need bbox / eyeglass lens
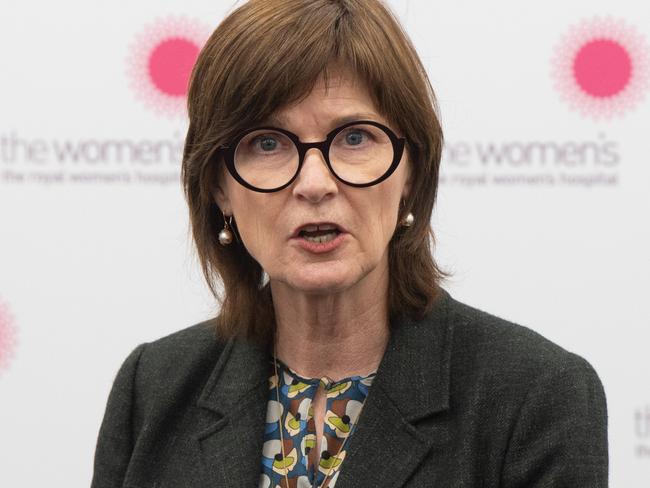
[233,123,395,190]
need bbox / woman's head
[182,0,448,343]
[214,64,412,297]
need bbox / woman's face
[214,67,411,296]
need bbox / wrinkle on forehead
[263,66,381,132]
[313,62,366,96]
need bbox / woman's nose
[291,148,338,203]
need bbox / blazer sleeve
[91,343,148,488]
[500,352,609,488]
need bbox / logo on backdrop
[0,297,17,375]
[127,16,211,117]
[440,16,649,189]
[552,16,650,119]
[635,405,650,458]
[0,16,213,187]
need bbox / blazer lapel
[193,335,271,487]
[190,287,454,488]
[335,289,455,488]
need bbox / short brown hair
[182,0,449,345]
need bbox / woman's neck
[270,278,390,381]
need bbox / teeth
[299,223,339,234]
[318,224,338,231]
[303,232,338,243]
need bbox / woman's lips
[290,222,348,238]
[290,231,348,254]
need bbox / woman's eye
[345,129,372,146]
[254,136,278,151]
[345,131,366,145]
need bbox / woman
[92,1,608,487]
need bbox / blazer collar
[194,287,455,487]
[193,334,270,488]
[335,288,455,487]
[195,331,270,415]
[373,287,453,421]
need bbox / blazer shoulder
[132,319,230,410]
[445,294,599,380]
[144,318,223,356]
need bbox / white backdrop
[0,1,648,486]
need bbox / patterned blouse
[259,358,377,488]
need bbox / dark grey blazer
[91,289,608,487]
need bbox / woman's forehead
[264,70,382,126]
[261,111,384,130]
[311,65,369,98]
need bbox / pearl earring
[402,212,415,227]
[218,214,234,245]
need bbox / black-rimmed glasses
[218,120,406,193]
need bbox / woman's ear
[401,155,413,200]
[211,159,234,214]
[212,180,232,215]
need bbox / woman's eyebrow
[260,112,383,129]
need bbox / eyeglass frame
[217,119,407,193]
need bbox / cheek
[379,198,400,239]
[356,186,402,249]
[230,193,283,257]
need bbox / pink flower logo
[0,298,17,375]
[127,16,212,117]
[552,17,650,119]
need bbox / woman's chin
[278,263,361,295]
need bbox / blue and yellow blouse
[259,358,376,488]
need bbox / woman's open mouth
[292,223,347,253]
[298,224,341,244]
